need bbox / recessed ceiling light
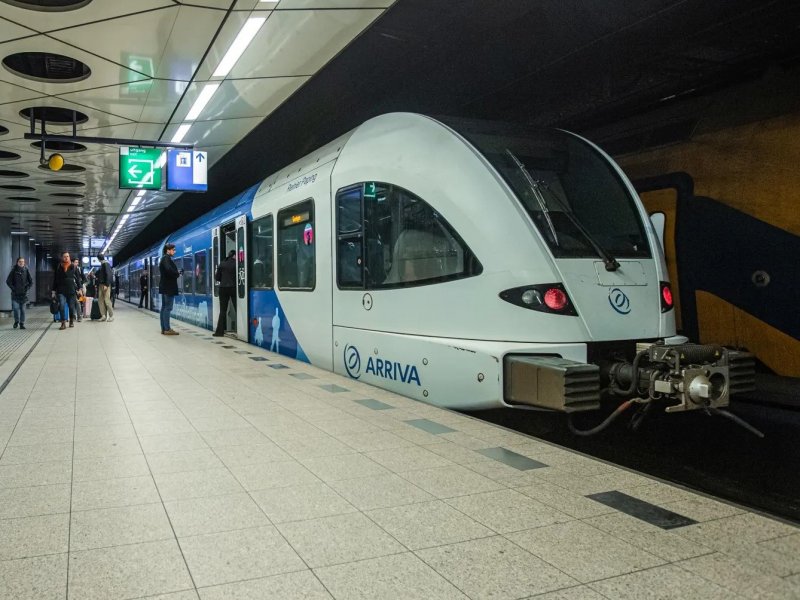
[185,83,220,121]
[171,124,192,144]
[213,17,266,78]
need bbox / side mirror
[649,212,665,252]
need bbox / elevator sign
[119,147,163,190]
[166,149,208,192]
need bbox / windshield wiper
[506,149,620,271]
[505,150,559,247]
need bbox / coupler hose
[708,407,765,438]
[568,400,635,436]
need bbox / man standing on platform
[95,252,114,322]
[213,250,236,337]
[72,258,85,322]
[139,271,149,309]
[159,243,181,336]
[6,256,32,330]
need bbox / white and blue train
[118,113,753,429]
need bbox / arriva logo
[344,344,361,379]
[343,344,421,386]
[608,287,631,314]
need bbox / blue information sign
[166,148,208,192]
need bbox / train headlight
[521,289,542,306]
[500,283,578,316]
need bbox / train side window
[336,186,364,288]
[277,199,315,290]
[182,254,194,294]
[335,182,482,289]
[194,250,207,295]
[250,215,274,289]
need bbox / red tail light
[660,282,673,312]
[544,287,568,310]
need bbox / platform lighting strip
[106,15,267,254]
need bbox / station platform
[1,305,798,600]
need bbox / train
[117,113,756,432]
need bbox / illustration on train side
[117,113,756,434]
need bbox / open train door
[212,226,221,330]
[234,214,249,342]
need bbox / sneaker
[19,324,25,330]
[13,322,18,329]
[107,316,114,322]
[164,330,179,336]
[100,316,107,322]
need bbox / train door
[235,215,249,341]
[212,226,221,331]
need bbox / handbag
[49,297,59,315]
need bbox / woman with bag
[52,251,79,330]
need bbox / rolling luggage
[90,298,101,320]
[83,297,93,317]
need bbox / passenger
[52,251,79,330]
[72,258,85,322]
[6,256,32,330]
[159,243,181,336]
[112,271,119,308]
[213,249,237,337]
[138,271,149,309]
[95,253,115,322]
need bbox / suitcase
[83,297,93,317]
[90,298,101,320]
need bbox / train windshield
[448,121,650,259]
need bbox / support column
[0,217,11,313]
[28,238,37,304]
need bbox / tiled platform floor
[1,304,798,599]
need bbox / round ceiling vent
[31,140,87,154]
[0,1,93,11]
[0,184,34,191]
[45,179,84,187]
[0,150,21,161]
[3,52,91,83]
[38,163,86,173]
[0,125,8,136]
[0,169,28,178]
[6,196,40,202]
[52,201,82,206]
[19,106,89,125]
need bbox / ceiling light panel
[213,16,267,78]
[220,9,382,79]
[185,82,221,120]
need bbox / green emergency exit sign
[120,147,163,190]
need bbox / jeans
[160,294,175,332]
[139,288,148,308]
[11,295,26,324]
[57,293,78,323]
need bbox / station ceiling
[0,0,797,261]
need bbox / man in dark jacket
[138,272,149,309]
[95,253,114,322]
[52,251,78,330]
[6,256,33,329]
[159,243,181,335]
[213,250,237,337]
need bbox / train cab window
[194,250,207,295]
[335,183,481,289]
[277,200,315,290]
[250,215,274,289]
